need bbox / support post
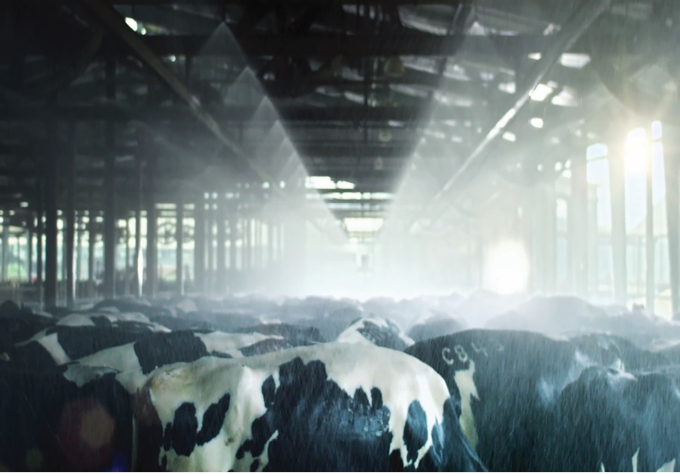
[1,213,8,282]
[206,195,214,293]
[65,122,77,308]
[646,136,656,314]
[103,56,117,299]
[134,149,143,298]
[176,192,184,295]
[571,150,589,297]
[609,145,628,306]
[216,193,226,292]
[88,194,96,299]
[27,227,33,283]
[145,152,158,297]
[36,178,44,304]
[229,200,237,293]
[665,144,680,318]
[194,192,205,293]
[44,155,59,308]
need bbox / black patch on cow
[233,356,482,471]
[161,455,167,471]
[371,387,383,410]
[197,394,231,445]
[211,351,233,359]
[354,320,409,351]
[250,459,259,471]
[162,394,232,458]
[166,403,199,456]
[0,366,133,471]
[56,326,151,361]
[237,324,326,345]
[239,338,293,357]
[134,331,209,374]
[6,340,57,370]
[403,401,428,464]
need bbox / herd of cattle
[3,291,680,471]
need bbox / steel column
[44,154,59,308]
[571,151,589,297]
[103,57,117,299]
[145,152,158,297]
[134,153,143,298]
[609,145,628,305]
[176,192,184,295]
[88,194,96,299]
[65,122,77,307]
[193,191,205,293]
[206,196,214,293]
[216,193,226,293]
[646,137,656,314]
[665,145,680,318]
[36,178,43,304]
[1,213,8,282]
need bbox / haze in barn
[2,0,680,471]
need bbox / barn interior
[7,1,680,472]
[0,0,678,316]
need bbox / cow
[336,317,414,350]
[540,366,680,472]
[404,329,631,471]
[66,330,305,394]
[4,313,170,370]
[133,342,486,471]
[407,314,466,343]
[0,365,133,471]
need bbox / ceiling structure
[0,0,678,239]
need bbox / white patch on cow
[197,332,280,358]
[36,333,70,364]
[141,342,450,471]
[57,314,96,327]
[657,459,676,472]
[63,364,118,387]
[600,449,675,472]
[76,343,142,373]
[336,317,414,347]
[256,430,279,471]
[453,360,479,450]
[0,353,9,362]
[174,299,198,313]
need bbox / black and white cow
[540,366,680,472]
[133,342,486,471]
[404,330,631,471]
[336,317,414,350]
[0,365,133,471]
[4,313,170,369]
[407,314,467,343]
[66,330,304,394]
[405,329,680,471]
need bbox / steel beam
[0,104,473,124]
[80,0,278,188]
[409,0,611,229]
